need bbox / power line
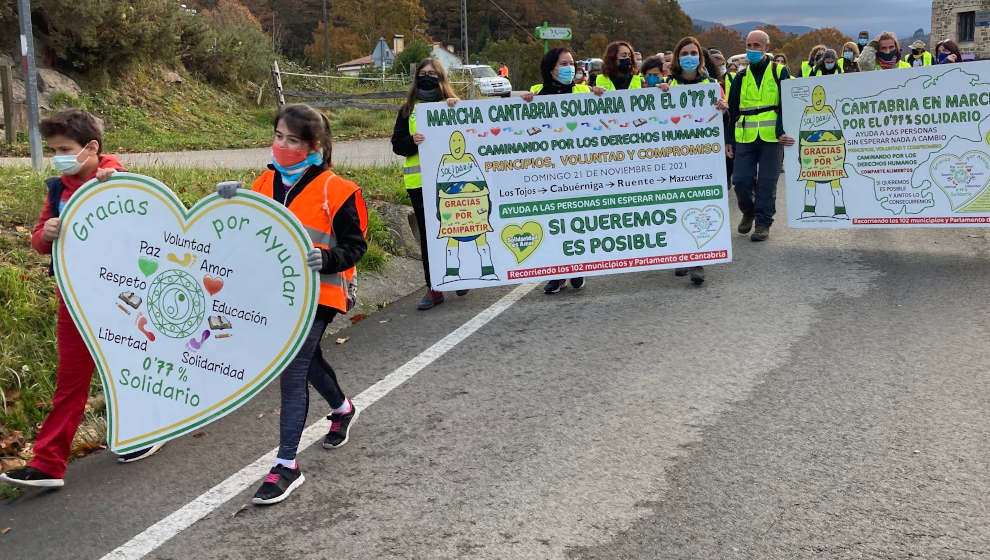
[484,0,532,37]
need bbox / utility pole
[17,0,41,171]
[461,0,469,64]
[322,0,331,72]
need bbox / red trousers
[28,294,95,478]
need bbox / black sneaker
[252,464,305,505]
[690,266,705,285]
[455,289,469,296]
[674,268,688,277]
[0,466,64,488]
[569,277,585,289]
[738,214,755,234]
[117,442,165,463]
[543,279,565,294]
[323,402,359,449]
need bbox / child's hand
[95,168,116,182]
[43,217,61,242]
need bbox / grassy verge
[0,69,395,157]
[0,164,406,477]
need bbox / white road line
[101,283,536,560]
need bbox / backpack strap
[45,177,65,217]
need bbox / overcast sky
[679,0,933,38]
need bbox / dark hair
[273,104,332,165]
[400,57,458,118]
[670,36,707,79]
[936,40,962,62]
[40,109,103,154]
[602,41,637,78]
[640,55,663,76]
[773,52,788,64]
[540,48,573,85]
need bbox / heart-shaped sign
[930,151,990,210]
[681,205,725,248]
[566,122,578,131]
[500,222,543,264]
[53,173,318,453]
[491,128,501,136]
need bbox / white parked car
[457,65,512,97]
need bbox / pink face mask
[272,142,308,167]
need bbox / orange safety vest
[253,169,368,313]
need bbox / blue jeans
[731,140,783,227]
[277,316,347,460]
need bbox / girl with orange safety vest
[216,103,368,505]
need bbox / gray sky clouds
[679,0,933,38]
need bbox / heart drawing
[681,205,725,248]
[500,222,543,264]
[929,151,990,211]
[53,173,318,453]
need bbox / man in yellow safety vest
[726,30,796,242]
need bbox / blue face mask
[825,61,836,70]
[556,65,575,84]
[843,51,854,60]
[679,55,700,72]
[719,64,727,75]
[858,38,868,46]
[645,75,661,87]
[937,52,949,63]
[273,151,323,186]
[746,49,764,64]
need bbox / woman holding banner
[391,58,462,310]
[597,41,643,90]
[523,47,606,293]
[858,32,911,70]
[658,36,728,286]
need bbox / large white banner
[783,61,990,228]
[54,173,318,453]
[415,86,732,290]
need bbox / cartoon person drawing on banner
[435,130,498,283]
[798,86,850,219]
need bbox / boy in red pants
[1,110,162,488]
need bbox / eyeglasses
[418,71,440,78]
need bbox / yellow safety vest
[801,60,812,77]
[530,83,592,94]
[906,51,933,66]
[873,60,912,70]
[595,74,643,90]
[812,64,843,76]
[735,62,783,144]
[725,72,737,100]
[402,107,421,190]
[666,76,716,86]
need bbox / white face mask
[52,146,88,175]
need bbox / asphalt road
[2,194,989,559]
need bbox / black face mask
[912,49,923,55]
[416,75,440,91]
[618,58,633,73]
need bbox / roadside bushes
[20,0,271,89]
